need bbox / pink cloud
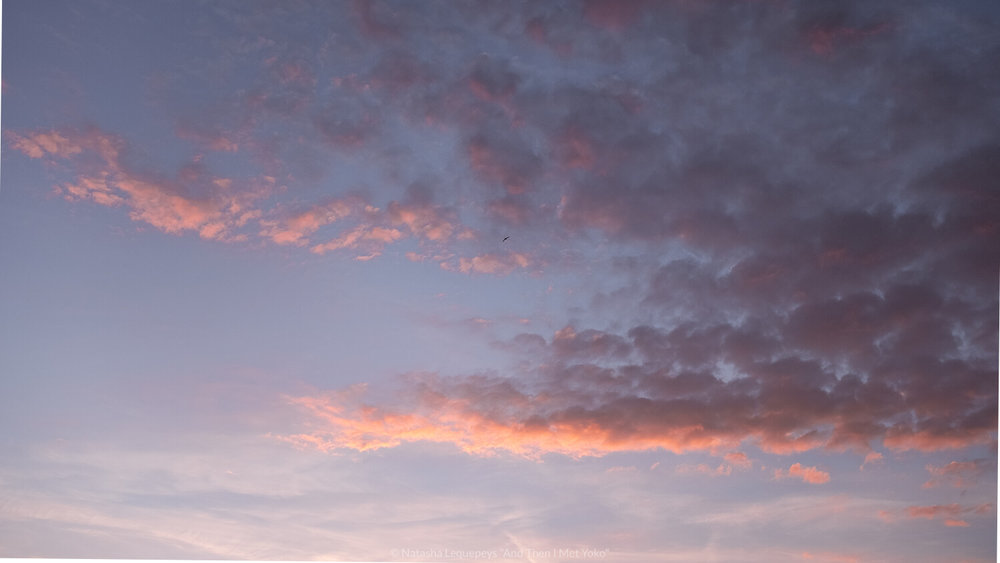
[860,451,883,470]
[922,460,992,489]
[310,224,404,256]
[61,174,125,207]
[724,451,753,469]
[907,503,966,520]
[9,128,269,242]
[486,197,535,225]
[387,201,457,242]
[879,503,996,527]
[259,198,358,246]
[774,463,830,484]
[454,252,531,276]
[276,374,740,459]
[273,313,996,461]
[882,427,997,453]
[6,130,84,159]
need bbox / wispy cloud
[8,128,269,242]
[923,459,995,489]
[904,503,994,528]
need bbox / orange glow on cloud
[860,451,883,470]
[907,504,965,520]
[9,128,267,242]
[276,388,739,459]
[724,451,752,469]
[274,351,997,460]
[8,127,479,259]
[885,503,996,527]
[882,428,997,452]
[774,463,830,484]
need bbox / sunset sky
[1,1,997,561]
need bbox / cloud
[676,453,752,478]
[922,459,994,489]
[259,198,360,246]
[278,290,996,459]
[774,463,831,485]
[860,451,883,470]
[6,130,84,159]
[6,127,489,263]
[724,451,753,469]
[7,128,270,241]
[452,252,533,276]
[9,0,998,472]
[387,201,458,242]
[676,462,734,477]
[467,54,521,104]
[310,224,404,256]
[899,503,994,527]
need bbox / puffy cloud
[774,463,831,485]
[860,451,884,470]
[278,299,995,460]
[724,451,753,469]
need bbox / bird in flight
[502,236,510,242]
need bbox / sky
[0,0,997,561]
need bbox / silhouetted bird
[502,236,510,242]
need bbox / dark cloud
[12,0,997,459]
